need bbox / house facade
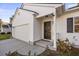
[12,3,79,50]
[0,19,12,33]
[1,23,12,33]
[56,4,79,46]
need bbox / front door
[44,21,51,40]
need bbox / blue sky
[65,3,77,9]
[0,3,76,23]
[0,3,21,22]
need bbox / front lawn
[0,34,11,40]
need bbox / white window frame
[73,17,75,33]
[74,16,79,33]
[72,16,79,33]
[67,16,79,33]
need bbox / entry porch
[33,14,56,50]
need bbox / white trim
[74,16,79,33]
[73,16,79,33]
[42,16,54,42]
[13,23,29,28]
[67,16,79,33]
[73,17,75,33]
[43,21,51,41]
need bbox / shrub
[57,38,72,55]
[7,32,11,34]
[0,32,5,34]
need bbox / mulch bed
[38,47,79,56]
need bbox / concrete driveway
[0,39,45,56]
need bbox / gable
[12,9,34,26]
[22,3,62,18]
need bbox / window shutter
[67,17,73,33]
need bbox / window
[65,3,78,10]
[2,25,8,28]
[67,16,79,33]
[67,17,73,33]
[74,17,79,32]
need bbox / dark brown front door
[44,21,51,40]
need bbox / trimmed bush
[0,32,5,34]
[7,32,11,34]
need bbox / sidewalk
[0,39,45,56]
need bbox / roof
[19,8,54,18]
[20,3,62,18]
[22,3,62,8]
[19,8,39,15]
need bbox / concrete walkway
[0,39,45,56]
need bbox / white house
[0,20,12,33]
[12,3,79,50]
[1,23,12,33]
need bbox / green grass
[0,34,11,40]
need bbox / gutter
[19,8,39,15]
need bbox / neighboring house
[12,3,79,50]
[0,20,12,33]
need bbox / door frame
[42,20,53,41]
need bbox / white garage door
[14,24,30,42]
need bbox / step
[34,40,53,48]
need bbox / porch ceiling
[36,13,54,18]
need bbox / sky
[65,3,77,9]
[0,3,21,23]
[0,3,76,23]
